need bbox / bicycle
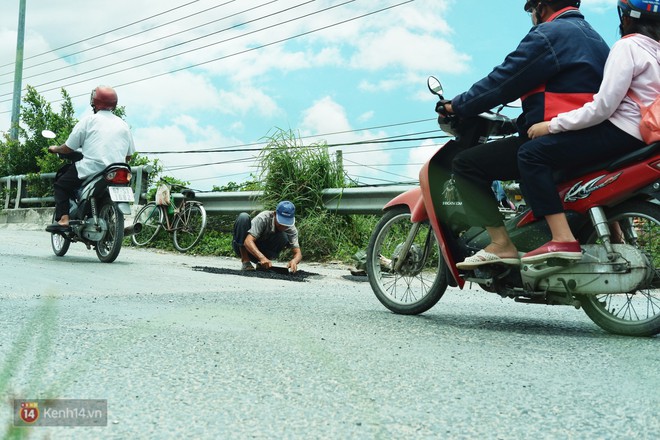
[131,181,207,252]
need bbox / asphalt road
[0,226,658,439]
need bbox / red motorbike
[366,77,660,337]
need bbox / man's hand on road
[287,260,298,273]
[258,258,272,269]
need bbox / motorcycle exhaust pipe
[124,223,142,237]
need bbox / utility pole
[335,149,344,182]
[10,0,27,141]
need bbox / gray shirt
[248,211,300,248]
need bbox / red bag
[627,89,660,144]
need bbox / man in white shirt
[47,86,135,229]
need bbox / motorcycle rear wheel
[50,212,70,257]
[578,200,660,336]
[95,202,124,263]
[366,206,448,315]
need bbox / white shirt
[66,110,136,178]
[549,34,660,142]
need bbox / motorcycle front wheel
[50,212,70,257]
[578,200,660,336]
[95,202,124,263]
[366,206,448,315]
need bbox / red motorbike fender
[383,187,429,223]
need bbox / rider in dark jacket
[452,6,610,135]
[440,0,610,269]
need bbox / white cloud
[581,0,617,13]
[133,118,257,188]
[298,96,399,185]
[405,140,438,182]
[0,0,478,188]
[351,28,469,74]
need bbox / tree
[0,86,76,176]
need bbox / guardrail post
[14,176,23,209]
[2,178,10,210]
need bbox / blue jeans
[518,120,644,218]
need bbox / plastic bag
[155,183,171,206]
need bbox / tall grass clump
[257,128,373,260]
[258,128,344,217]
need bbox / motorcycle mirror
[427,76,443,96]
[41,130,56,139]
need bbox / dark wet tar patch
[341,274,369,283]
[192,266,319,282]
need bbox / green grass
[126,127,380,262]
[126,213,379,263]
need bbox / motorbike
[366,77,660,337]
[43,130,141,263]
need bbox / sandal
[456,249,520,270]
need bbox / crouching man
[232,201,303,273]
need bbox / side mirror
[427,76,444,97]
[41,130,56,139]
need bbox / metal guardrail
[176,185,415,215]
[1,168,415,215]
[1,166,151,210]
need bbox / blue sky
[0,0,620,190]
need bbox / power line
[1,0,310,89]
[343,157,413,181]
[0,0,244,81]
[138,118,438,155]
[0,0,414,107]
[141,134,448,155]
[0,0,330,99]
[0,0,202,70]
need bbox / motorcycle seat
[554,142,660,184]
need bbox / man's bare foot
[58,215,70,227]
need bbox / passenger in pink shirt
[518,0,660,263]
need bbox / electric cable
[0,0,202,70]
[0,0,414,106]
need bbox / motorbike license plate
[109,186,134,202]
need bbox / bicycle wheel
[131,202,163,246]
[173,202,207,252]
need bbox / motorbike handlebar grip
[434,99,452,117]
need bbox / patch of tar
[192,266,320,282]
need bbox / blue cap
[275,201,295,226]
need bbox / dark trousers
[452,136,528,227]
[54,165,83,221]
[232,212,289,262]
[518,121,644,218]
